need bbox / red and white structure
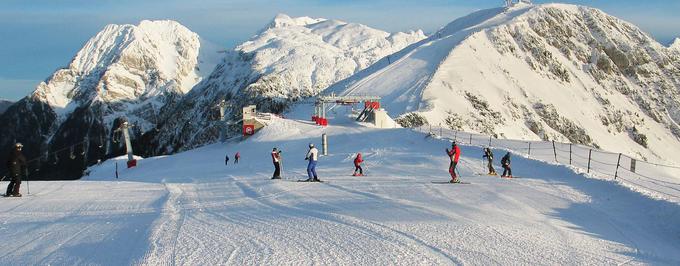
[313,93,381,127]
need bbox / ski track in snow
[2,110,680,265]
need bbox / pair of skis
[431,180,471,184]
[296,179,324,183]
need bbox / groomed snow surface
[2,108,680,265]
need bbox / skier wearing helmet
[5,143,26,197]
[304,143,320,182]
[446,141,461,183]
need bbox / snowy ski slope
[327,3,680,165]
[1,106,679,265]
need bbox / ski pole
[481,156,484,173]
[25,168,30,195]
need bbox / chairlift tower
[115,121,136,168]
[217,99,231,142]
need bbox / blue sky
[1,0,678,101]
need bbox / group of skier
[2,139,514,197]
[224,152,240,165]
[445,141,513,183]
[482,147,512,178]
[263,140,511,183]
[268,143,364,182]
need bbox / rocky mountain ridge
[0,20,212,179]
[145,14,426,154]
[329,3,680,163]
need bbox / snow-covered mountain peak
[330,3,680,164]
[0,19,219,179]
[264,13,326,31]
[149,15,426,153]
[230,15,426,99]
[31,19,205,117]
[70,20,198,80]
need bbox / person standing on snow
[224,154,230,165]
[501,152,512,178]
[271,148,282,179]
[234,152,240,164]
[304,143,320,182]
[5,143,26,197]
[482,147,497,175]
[446,142,461,183]
[353,153,364,176]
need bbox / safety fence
[417,125,680,202]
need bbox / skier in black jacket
[501,152,512,178]
[5,143,26,197]
[482,147,497,175]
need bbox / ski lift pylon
[69,146,76,159]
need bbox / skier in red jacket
[446,142,461,183]
[353,153,364,176]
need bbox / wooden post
[528,142,531,157]
[552,140,557,162]
[630,159,636,173]
[569,143,572,165]
[469,134,473,145]
[587,149,592,173]
[488,136,492,147]
[454,131,458,142]
[614,153,622,180]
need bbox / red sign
[243,124,255,135]
[364,101,380,109]
[127,159,137,168]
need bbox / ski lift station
[312,93,393,128]
[242,105,270,136]
[238,94,393,137]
